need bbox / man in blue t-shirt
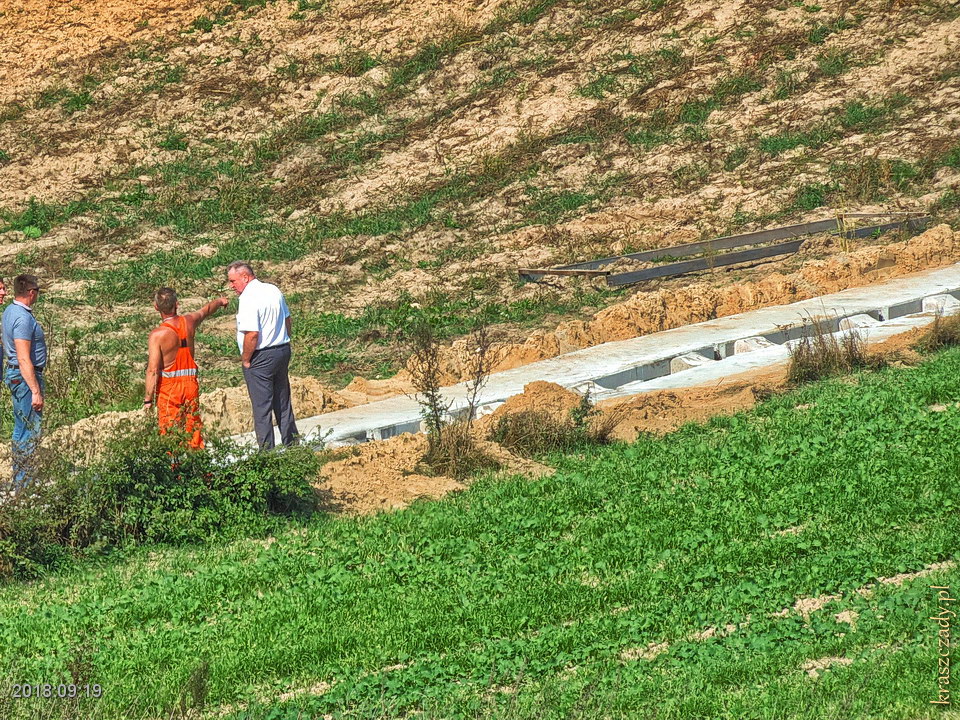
[2,274,47,492]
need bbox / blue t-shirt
[2,301,47,369]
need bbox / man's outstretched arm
[185,297,229,327]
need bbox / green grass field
[3,348,960,719]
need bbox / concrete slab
[922,294,960,314]
[670,353,717,373]
[734,336,775,354]
[598,312,935,399]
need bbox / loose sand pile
[482,380,585,426]
[315,432,550,515]
[201,376,349,435]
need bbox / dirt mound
[482,381,584,428]
[315,432,549,514]
[336,373,417,406]
[316,434,463,514]
[51,409,154,464]
[14,375,352,465]
[427,224,960,382]
[600,381,779,440]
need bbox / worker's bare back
[149,315,199,369]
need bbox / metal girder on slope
[517,212,927,281]
[604,216,930,287]
[558,219,836,271]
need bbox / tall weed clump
[0,428,322,579]
[787,317,877,384]
[915,310,960,353]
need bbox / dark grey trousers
[242,344,298,450]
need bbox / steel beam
[518,213,928,281]
[604,217,930,287]
[605,239,806,287]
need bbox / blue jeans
[4,366,44,491]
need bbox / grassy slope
[0,0,959,431]
[4,349,960,718]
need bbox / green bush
[0,429,322,579]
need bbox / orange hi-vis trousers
[157,316,204,450]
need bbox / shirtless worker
[144,289,229,449]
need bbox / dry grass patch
[489,392,627,458]
[915,310,960,353]
[787,320,882,384]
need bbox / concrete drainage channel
[232,264,960,449]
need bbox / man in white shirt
[226,261,299,449]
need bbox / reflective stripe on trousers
[161,368,198,378]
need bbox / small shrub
[759,125,835,155]
[191,15,216,32]
[406,321,451,439]
[491,409,579,456]
[420,422,502,480]
[275,59,302,80]
[62,90,93,114]
[814,48,851,77]
[335,91,382,116]
[831,157,917,203]
[792,182,833,211]
[407,322,501,480]
[153,64,186,87]
[787,318,877,384]
[772,70,801,100]
[36,87,70,109]
[723,146,749,171]
[933,189,960,214]
[942,144,960,169]
[625,110,673,148]
[807,16,855,45]
[0,196,93,236]
[324,49,381,76]
[524,187,596,223]
[672,162,710,190]
[838,95,906,132]
[577,73,620,99]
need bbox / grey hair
[226,261,255,277]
